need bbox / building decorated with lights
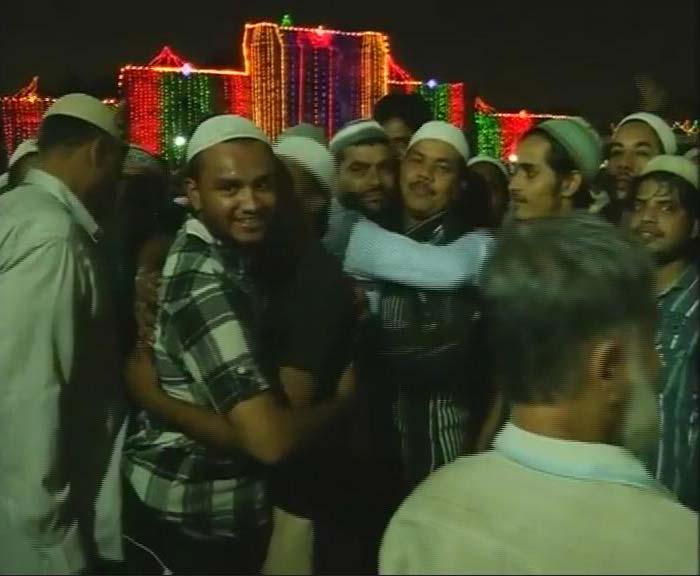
[2,19,697,167]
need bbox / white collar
[494,422,672,495]
[24,169,100,242]
[184,216,216,245]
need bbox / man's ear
[185,177,202,212]
[691,219,699,239]
[589,338,625,406]
[560,171,583,199]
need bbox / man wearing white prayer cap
[0,138,39,192]
[509,117,602,221]
[0,93,128,574]
[329,118,396,219]
[608,112,677,201]
[121,114,356,574]
[274,134,335,237]
[627,154,698,512]
[467,155,510,226]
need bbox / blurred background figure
[373,93,432,160]
[467,155,510,227]
[274,134,335,238]
[0,138,39,193]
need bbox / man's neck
[511,403,606,444]
[36,157,85,201]
[656,258,690,296]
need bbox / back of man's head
[482,213,656,404]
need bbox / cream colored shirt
[380,423,699,575]
[0,169,126,574]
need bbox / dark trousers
[122,481,269,575]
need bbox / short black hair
[523,127,592,209]
[630,171,700,221]
[373,93,432,133]
[38,114,111,152]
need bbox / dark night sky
[1,0,697,129]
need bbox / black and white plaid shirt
[123,217,271,539]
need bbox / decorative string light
[3,22,472,157]
[0,77,51,157]
[475,112,501,159]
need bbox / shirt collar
[658,264,698,299]
[494,422,672,495]
[25,169,100,242]
[184,216,216,245]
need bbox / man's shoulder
[0,185,75,244]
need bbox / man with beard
[628,155,698,511]
[381,213,698,575]
[607,112,677,222]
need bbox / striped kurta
[647,263,699,510]
[376,212,487,492]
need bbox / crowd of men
[0,88,697,575]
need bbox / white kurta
[0,169,126,574]
[380,423,699,575]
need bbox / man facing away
[0,94,128,574]
[380,213,698,575]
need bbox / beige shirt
[0,169,126,574]
[380,423,699,575]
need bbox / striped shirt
[648,263,698,510]
[123,217,271,538]
[377,212,487,491]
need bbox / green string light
[475,112,502,159]
[281,13,293,26]
[161,72,215,168]
[418,84,449,122]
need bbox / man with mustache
[628,155,698,511]
[509,118,602,222]
[372,121,492,493]
[607,112,677,221]
[381,214,698,575]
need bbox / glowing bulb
[174,136,187,147]
[181,63,192,77]
[508,153,518,163]
[426,79,438,89]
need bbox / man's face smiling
[187,139,277,246]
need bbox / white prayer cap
[467,155,509,179]
[186,115,270,164]
[615,112,677,155]
[279,123,327,146]
[9,138,38,168]
[329,119,388,157]
[274,136,335,193]
[43,93,123,141]
[407,120,470,163]
[640,154,698,190]
[537,118,602,182]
